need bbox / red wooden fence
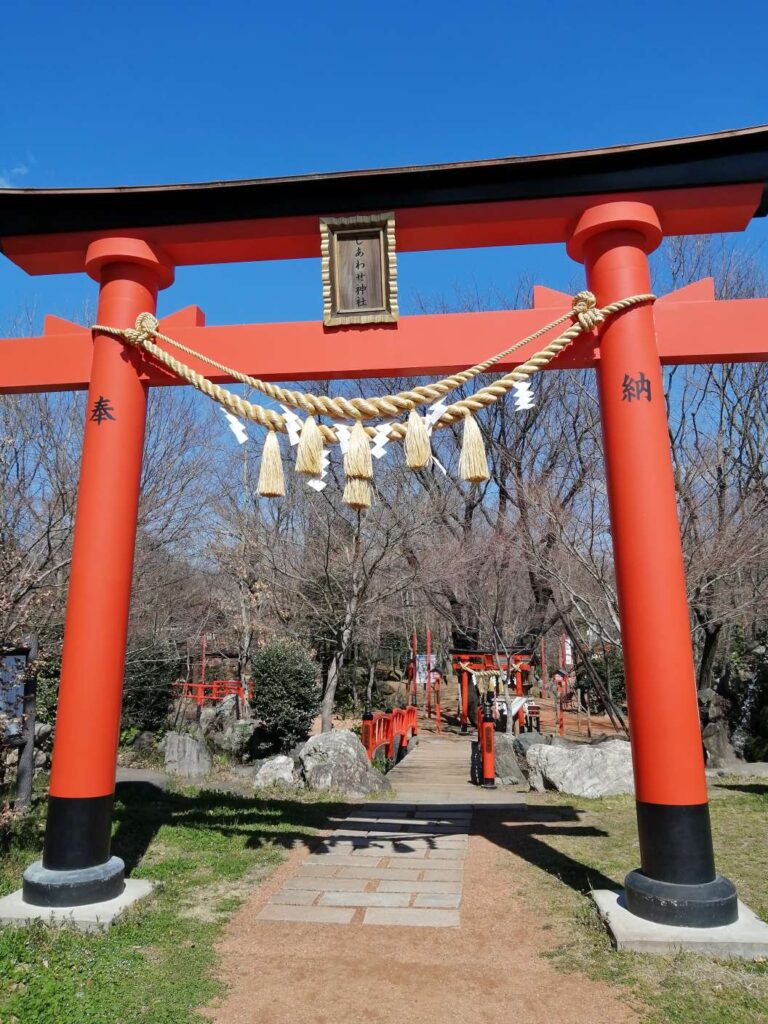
[361,706,418,761]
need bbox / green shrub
[249,639,321,753]
[34,655,61,725]
[121,658,180,733]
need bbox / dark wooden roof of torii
[2,126,768,275]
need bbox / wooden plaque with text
[320,212,398,326]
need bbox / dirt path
[206,738,639,1024]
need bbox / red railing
[361,705,418,761]
[171,679,252,706]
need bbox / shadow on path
[111,780,348,876]
[474,804,621,895]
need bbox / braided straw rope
[93,291,655,442]
[110,301,582,421]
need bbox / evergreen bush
[250,639,321,752]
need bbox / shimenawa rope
[93,290,655,507]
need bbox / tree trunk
[367,663,375,707]
[15,635,38,813]
[320,651,344,733]
[697,623,722,691]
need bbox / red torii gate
[2,126,768,927]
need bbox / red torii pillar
[23,239,174,907]
[568,203,736,927]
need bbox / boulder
[200,695,259,760]
[526,738,634,797]
[131,731,157,756]
[493,733,529,788]
[33,748,51,770]
[697,686,739,767]
[217,721,259,760]
[253,754,302,789]
[374,678,408,706]
[298,729,391,797]
[512,732,551,758]
[200,694,240,737]
[702,720,738,768]
[163,731,212,778]
[34,722,52,745]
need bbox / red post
[426,628,432,719]
[24,239,173,908]
[361,708,374,761]
[568,202,736,927]
[460,669,469,734]
[480,702,496,789]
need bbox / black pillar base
[482,779,497,789]
[22,856,125,908]
[460,724,468,735]
[624,869,738,928]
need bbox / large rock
[34,722,52,746]
[512,732,551,757]
[299,730,391,797]
[493,733,529,788]
[200,694,239,737]
[218,721,259,760]
[131,731,157,756]
[526,738,634,797]
[253,754,301,789]
[163,731,212,778]
[375,677,408,707]
[702,720,739,768]
[200,695,258,760]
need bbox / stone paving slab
[319,891,411,908]
[269,890,322,906]
[326,866,423,881]
[295,863,339,877]
[414,893,462,908]
[363,907,461,927]
[378,879,462,894]
[304,853,376,866]
[283,877,368,892]
[257,905,355,924]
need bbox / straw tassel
[459,410,489,483]
[344,420,373,480]
[341,420,373,510]
[404,409,431,470]
[343,477,372,510]
[295,415,324,475]
[257,429,285,497]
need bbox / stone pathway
[211,733,641,1024]
[387,732,518,803]
[258,801,470,927]
[258,733,520,928]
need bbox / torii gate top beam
[1,126,768,276]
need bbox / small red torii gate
[2,126,768,927]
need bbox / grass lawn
[514,778,768,1024]
[0,780,345,1024]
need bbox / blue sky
[1,0,767,332]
